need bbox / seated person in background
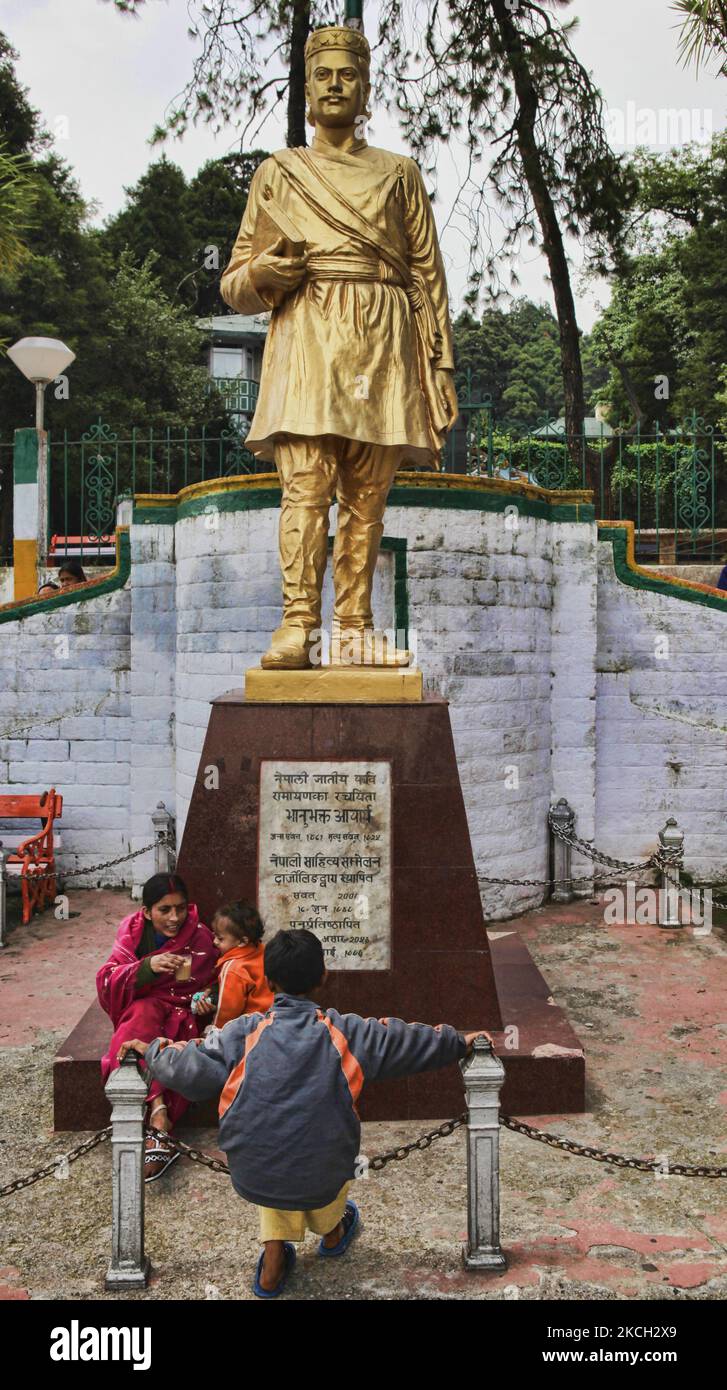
[192,901,273,1028]
[98,872,217,1182]
[37,580,60,598]
[121,928,492,1299]
[58,560,87,590]
[716,562,727,592]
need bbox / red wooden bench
[0,789,63,924]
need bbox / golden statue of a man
[221,25,458,670]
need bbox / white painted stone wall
[0,587,131,884]
[395,503,556,918]
[2,494,726,919]
[596,541,727,884]
[129,523,177,892]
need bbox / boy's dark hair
[215,900,264,945]
[142,872,188,910]
[264,929,325,994]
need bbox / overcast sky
[4,0,726,329]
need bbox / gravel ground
[1,900,726,1301]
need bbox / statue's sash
[272,148,449,454]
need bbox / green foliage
[91,250,227,430]
[0,32,47,158]
[102,158,195,304]
[591,137,727,427]
[672,0,727,75]
[0,140,40,275]
[101,151,268,315]
[453,299,607,434]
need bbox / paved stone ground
[0,889,725,1301]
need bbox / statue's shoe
[260,625,314,670]
[330,628,411,668]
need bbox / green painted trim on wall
[133,477,595,527]
[133,504,177,526]
[599,524,727,613]
[13,428,38,486]
[0,530,131,625]
[389,537,409,647]
[389,486,594,523]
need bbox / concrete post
[658,816,684,929]
[104,1052,150,1291]
[116,495,133,530]
[152,802,175,875]
[13,427,46,601]
[549,797,575,903]
[461,1036,507,1271]
[0,843,7,949]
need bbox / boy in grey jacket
[121,928,490,1298]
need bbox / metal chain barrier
[501,1116,727,1179]
[14,835,172,888]
[0,1126,111,1198]
[367,1114,466,1169]
[144,1116,727,1181]
[4,1106,726,1201]
[475,820,684,892]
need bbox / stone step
[52,933,584,1130]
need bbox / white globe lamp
[7,336,76,429]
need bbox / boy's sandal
[144,1132,180,1184]
[318,1200,360,1258]
[253,1242,296,1299]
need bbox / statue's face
[306,49,368,129]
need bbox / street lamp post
[7,336,76,600]
[7,336,76,431]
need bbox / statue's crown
[304,25,370,67]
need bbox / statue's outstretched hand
[250,236,308,296]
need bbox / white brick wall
[129,524,176,893]
[0,586,132,884]
[596,541,727,883]
[2,495,726,914]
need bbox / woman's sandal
[317,1200,360,1258]
[144,1101,179,1184]
[253,1243,296,1299]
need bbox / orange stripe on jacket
[219,1014,274,1119]
[319,1013,365,1113]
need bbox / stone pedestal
[177,693,504,1116]
[52,692,586,1129]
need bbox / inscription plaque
[258,759,391,969]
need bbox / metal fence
[445,402,727,566]
[3,385,725,569]
[47,416,265,562]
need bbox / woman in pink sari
[97,873,218,1181]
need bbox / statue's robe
[220,141,454,469]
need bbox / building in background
[197,313,268,433]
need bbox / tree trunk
[490,1,607,510]
[287,0,311,148]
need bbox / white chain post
[151,801,175,876]
[549,798,575,903]
[658,816,684,929]
[0,842,7,948]
[104,1053,151,1290]
[461,1037,507,1271]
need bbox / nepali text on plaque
[258,760,391,969]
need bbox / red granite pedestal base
[53,693,586,1128]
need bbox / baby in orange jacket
[192,901,273,1029]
